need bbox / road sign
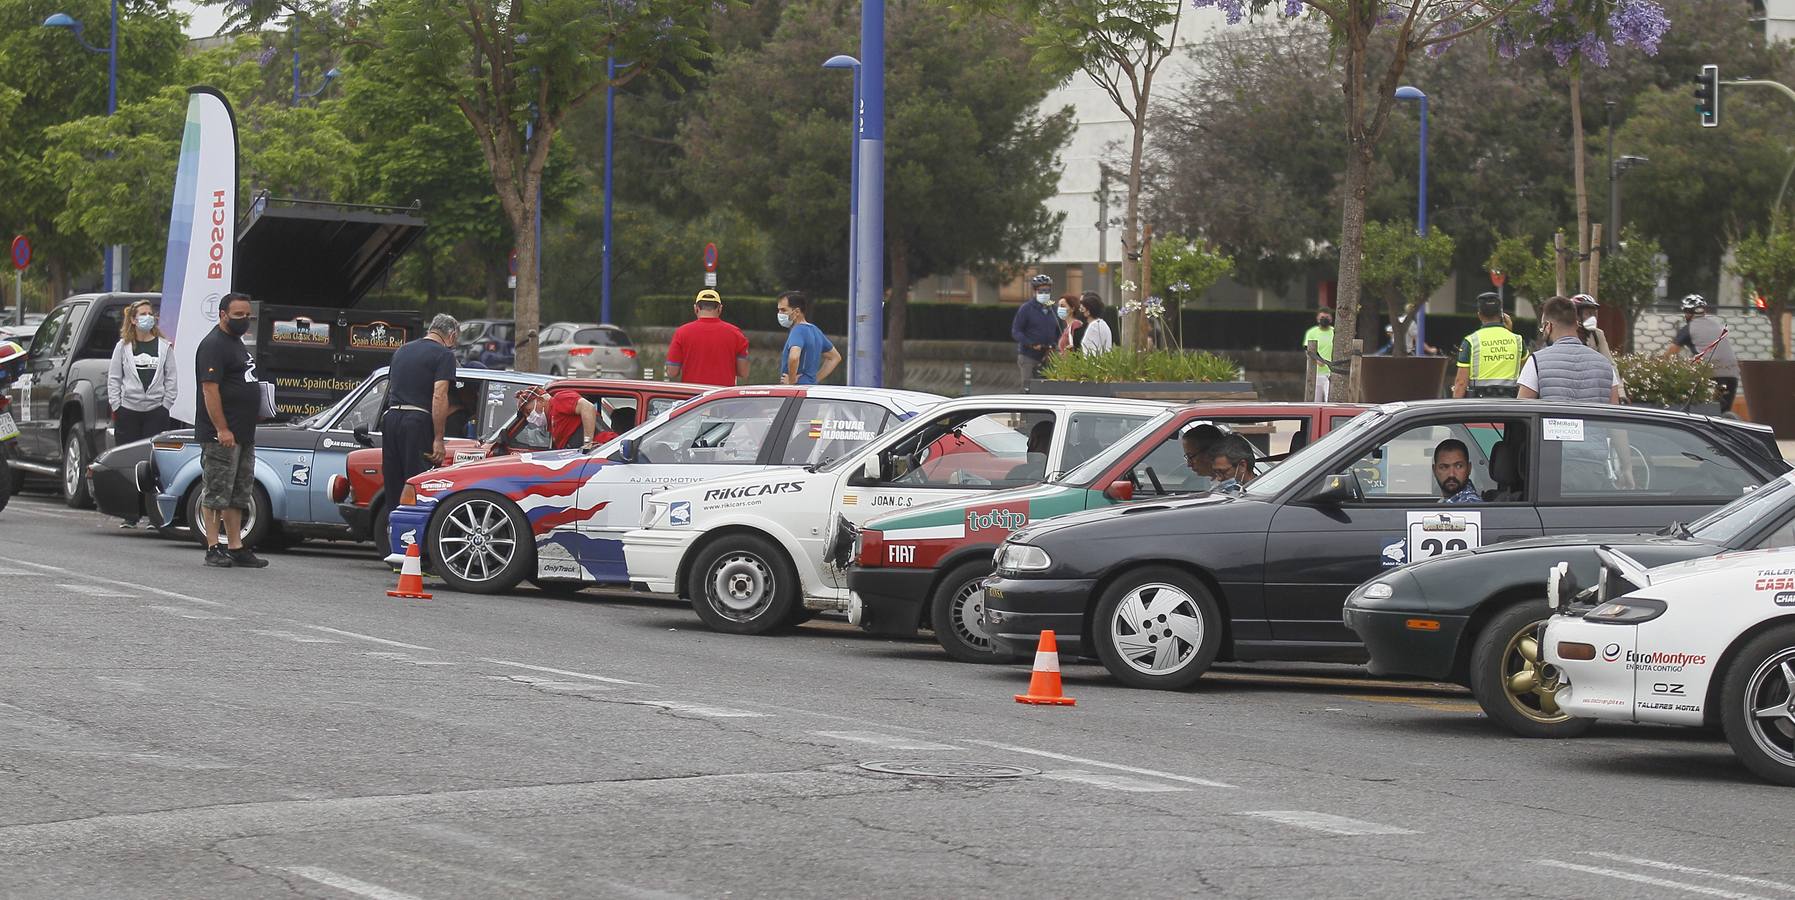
[703,242,718,273]
[508,249,519,277]
[1489,270,1506,288]
[10,236,30,271]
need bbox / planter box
[1358,356,1450,403]
[1026,380,1258,403]
[1741,360,1795,438]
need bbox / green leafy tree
[1730,214,1795,360]
[1360,219,1454,357]
[684,0,1072,387]
[1600,226,1666,352]
[1485,233,1558,305]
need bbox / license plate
[0,412,16,441]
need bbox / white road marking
[963,740,1234,788]
[365,652,457,667]
[303,626,437,651]
[280,867,430,900]
[0,556,227,606]
[250,629,342,644]
[811,731,960,751]
[55,583,136,597]
[1041,769,1192,793]
[486,674,614,693]
[1539,859,1773,900]
[479,659,645,686]
[1581,854,1795,895]
[629,700,766,718]
[146,605,234,621]
[1239,811,1417,836]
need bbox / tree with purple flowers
[1195,0,1668,398]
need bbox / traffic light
[1694,64,1720,128]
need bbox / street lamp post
[1395,85,1428,352]
[1609,154,1648,262]
[823,54,861,381]
[602,54,617,326]
[851,1,885,387]
[44,4,124,292]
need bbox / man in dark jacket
[382,314,460,501]
[1011,273,1060,388]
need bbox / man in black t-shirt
[195,292,269,569]
[381,314,460,505]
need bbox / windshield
[1242,409,1387,497]
[1689,474,1795,546]
[1059,411,1176,486]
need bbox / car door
[298,375,389,523]
[1264,415,1545,644]
[563,394,792,581]
[1537,414,1768,536]
[21,302,83,461]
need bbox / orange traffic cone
[387,543,433,600]
[1015,630,1075,706]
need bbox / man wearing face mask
[1570,294,1613,359]
[1011,273,1060,388]
[776,290,840,385]
[194,293,270,568]
[1302,309,1334,401]
[381,314,460,513]
[1203,434,1256,495]
[1517,296,1620,403]
[515,387,599,450]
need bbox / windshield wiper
[1662,520,1694,539]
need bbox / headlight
[996,542,1052,573]
[642,499,668,528]
[1583,597,1669,624]
[1361,582,1394,600]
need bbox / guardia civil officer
[1451,293,1526,398]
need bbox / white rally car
[1542,545,1795,785]
[623,394,1168,636]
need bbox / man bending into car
[1433,439,1483,504]
[1203,435,1257,495]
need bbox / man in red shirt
[665,289,749,386]
[517,387,599,451]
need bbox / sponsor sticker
[870,495,914,508]
[1543,418,1585,442]
[888,544,916,564]
[1623,649,1707,672]
[670,501,692,527]
[1650,682,1686,695]
[807,418,875,442]
[289,463,310,486]
[1602,642,1622,662]
[270,317,331,346]
[1380,539,1406,567]
[454,450,483,464]
[703,481,803,502]
[1755,568,1795,592]
[419,479,453,493]
[1776,592,1795,607]
[967,508,1027,532]
[349,321,407,350]
[1583,697,1627,706]
[842,494,858,506]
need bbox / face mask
[527,409,547,429]
[1056,306,1069,321]
[1582,315,1598,330]
[1317,318,1332,329]
[1035,292,1052,305]
[136,314,156,332]
[776,312,793,329]
[225,317,251,337]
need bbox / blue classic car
[139,366,551,548]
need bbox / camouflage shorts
[200,441,255,510]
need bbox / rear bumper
[982,575,1097,658]
[90,461,149,522]
[621,528,693,595]
[849,567,936,636]
[337,502,372,540]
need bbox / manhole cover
[858,761,1040,779]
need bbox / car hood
[1009,490,1244,543]
[1464,531,1710,557]
[864,481,1084,530]
[1643,545,1795,585]
[407,447,600,490]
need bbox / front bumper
[384,503,434,567]
[982,574,1098,658]
[1542,616,1643,722]
[1344,606,1470,681]
[621,528,695,595]
[850,567,937,636]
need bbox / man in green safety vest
[1451,293,1526,398]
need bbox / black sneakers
[229,548,270,569]
[204,546,269,569]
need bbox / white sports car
[1542,545,1795,786]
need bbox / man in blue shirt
[1011,273,1060,388]
[1433,439,1483,504]
[777,291,841,385]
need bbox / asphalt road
[3,491,1794,900]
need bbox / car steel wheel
[435,497,519,584]
[949,578,994,652]
[1108,582,1206,676]
[1743,650,1795,769]
[62,432,82,497]
[707,552,775,622]
[1499,621,1574,724]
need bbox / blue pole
[291,48,301,107]
[847,65,860,380]
[601,54,615,325]
[852,1,885,387]
[1416,94,1428,351]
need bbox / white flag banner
[158,87,238,427]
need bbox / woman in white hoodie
[107,299,176,527]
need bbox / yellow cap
[695,289,722,304]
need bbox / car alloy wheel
[949,579,993,651]
[929,561,1017,664]
[436,497,519,584]
[1499,622,1573,724]
[708,552,775,621]
[63,425,93,508]
[1110,583,1206,675]
[1742,649,1795,771]
[1468,601,1592,738]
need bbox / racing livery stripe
[881,523,968,542]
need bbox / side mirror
[1306,471,1363,505]
[1102,480,1134,501]
[616,437,638,463]
[352,425,374,448]
[848,457,884,487]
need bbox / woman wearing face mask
[106,300,176,528]
[1054,294,1083,353]
[1078,293,1114,355]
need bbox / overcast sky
[174,1,228,39]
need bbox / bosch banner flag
[159,87,238,426]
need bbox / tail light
[0,395,9,412]
[857,529,886,567]
[568,347,595,357]
[328,473,350,503]
[621,348,637,358]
